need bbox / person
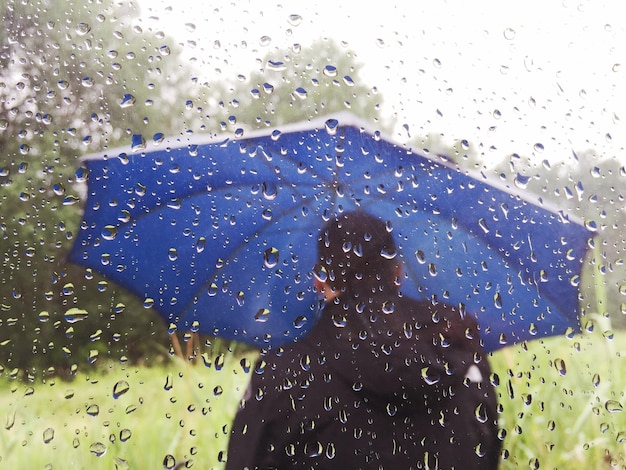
[226,210,501,469]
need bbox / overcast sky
[136,0,624,165]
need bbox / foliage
[0,0,194,373]
[189,38,386,134]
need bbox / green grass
[0,353,253,469]
[1,331,625,469]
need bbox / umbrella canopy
[69,113,592,352]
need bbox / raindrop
[503,27,516,39]
[514,173,530,189]
[414,250,426,264]
[120,94,136,108]
[493,293,503,309]
[262,208,273,221]
[119,429,132,442]
[102,225,117,240]
[262,181,278,200]
[606,400,623,413]
[592,373,600,388]
[478,218,490,233]
[267,60,286,71]
[164,373,173,391]
[323,65,337,77]
[214,353,225,370]
[293,87,307,99]
[88,350,99,364]
[196,237,206,253]
[82,77,94,87]
[293,316,307,328]
[90,442,107,457]
[64,308,88,323]
[254,308,270,322]
[259,35,272,46]
[75,22,92,35]
[288,14,303,26]
[131,134,146,152]
[86,404,100,416]
[43,427,55,443]
[236,291,245,306]
[168,248,178,261]
[475,403,488,423]
[264,247,279,268]
[113,380,130,399]
[325,118,339,135]
[428,263,437,277]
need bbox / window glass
[1,0,623,468]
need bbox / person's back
[226,210,501,469]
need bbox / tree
[190,38,387,134]
[0,0,195,375]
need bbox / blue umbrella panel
[69,114,592,352]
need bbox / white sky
[135,0,624,165]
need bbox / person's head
[314,210,401,301]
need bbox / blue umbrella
[69,113,592,352]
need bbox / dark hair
[316,210,399,294]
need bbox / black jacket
[226,292,500,469]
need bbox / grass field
[1,330,625,469]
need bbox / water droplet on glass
[43,427,55,443]
[262,181,278,200]
[325,118,338,135]
[503,27,516,40]
[86,404,100,416]
[120,94,136,108]
[102,225,117,240]
[90,442,107,457]
[264,247,279,268]
[119,429,132,442]
[64,308,88,323]
[323,65,337,77]
[415,250,426,264]
[267,60,286,71]
[113,380,130,399]
[605,400,623,413]
[554,358,566,376]
[214,353,225,370]
[513,173,530,189]
[478,218,490,233]
[293,316,307,329]
[254,308,270,322]
[592,373,600,388]
[75,22,91,35]
[428,263,437,277]
[293,87,307,99]
[164,373,173,391]
[288,14,302,26]
[129,135,145,153]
